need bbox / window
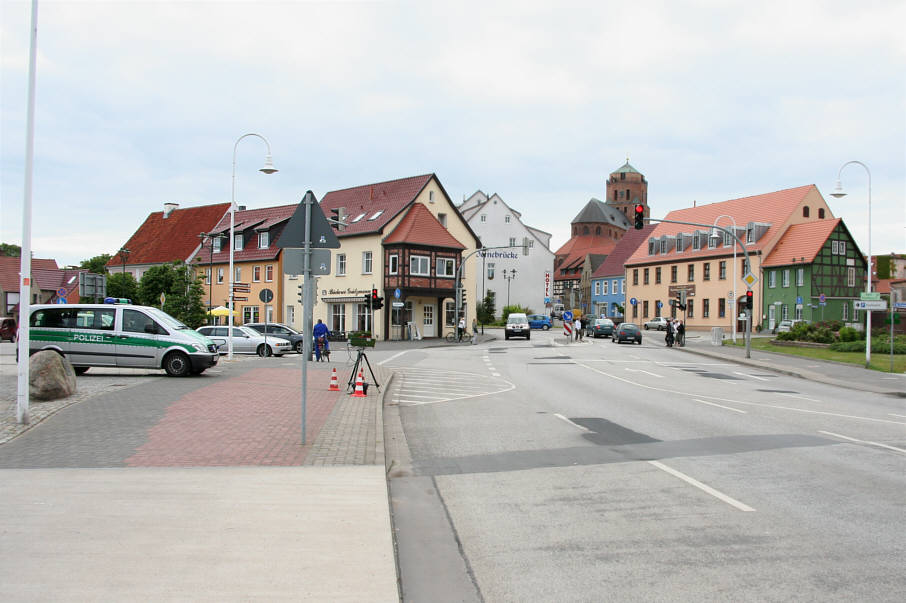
[718,298,726,318]
[688,264,695,282]
[643,268,649,285]
[217,268,224,283]
[797,267,804,287]
[803,206,810,218]
[742,258,749,275]
[708,233,717,249]
[769,271,776,288]
[670,266,678,283]
[782,269,790,287]
[842,301,849,321]
[438,213,447,227]
[724,230,733,246]
[505,215,511,223]
[703,263,711,281]
[411,255,430,276]
[253,266,261,282]
[818,208,825,219]
[746,226,754,243]
[594,281,601,296]
[655,267,662,284]
[703,298,710,318]
[632,303,638,319]
[337,253,346,276]
[643,300,649,318]
[355,303,369,331]
[648,240,656,255]
[285,305,294,327]
[660,239,667,254]
[352,213,366,223]
[487,262,495,280]
[389,254,399,275]
[509,237,517,247]
[213,237,222,253]
[782,304,789,320]
[368,210,384,221]
[719,261,727,280]
[265,265,274,282]
[832,241,839,254]
[429,191,435,202]
[243,305,260,324]
[796,305,803,320]
[847,267,855,287]
[235,267,241,283]
[234,233,244,251]
[692,233,701,251]
[258,231,269,248]
[621,280,625,294]
[205,267,211,285]
[687,300,694,318]
[839,241,846,255]
[676,234,684,253]
[331,304,346,333]
[362,251,373,274]
[602,280,609,295]
[633,269,639,286]
[480,214,487,222]
[437,258,455,278]
[655,300,661,317]
[612,280,618,294]
[123,309,153,333]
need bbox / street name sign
[860,292,881,301]
[854,300,887,310]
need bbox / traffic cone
[352,370,367,397]
[328,368,339,391]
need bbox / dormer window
[213,237,222,253]
[692,232,701,251]
[648,239,656,255]
[746,223,755,243]
[352,213,366,223]
[258,231,269,249]
[234,233,244,251]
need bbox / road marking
[625,368,662,378]
[819,431,906,454]
[734,371,769,381]
[692,398,747,414]
[777,392,821,402]
[889,413,906,418]
[648,460,755,512]
[379,350,409,365]
[554,414,591,432]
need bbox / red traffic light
[634,204,644,214]
[744,290,754,309]
[371,288,378,300]
[633,204,645,230]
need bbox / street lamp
[198,232,223,324]
[502,268,517,307]
[831,161,871,368]
[229,133,277,360]
[711,215,737,343]
[118,247,130,275]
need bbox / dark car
[0,317,17,342]
[612,322,642,344]
[587,318,614,338]
[244,322,306,353]
[527,314,552,330]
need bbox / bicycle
[445,330,472,343]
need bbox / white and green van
[27,302,219,376]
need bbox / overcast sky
[2,0,904,268]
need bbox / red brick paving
[126,368,348,466]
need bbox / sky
[2,0,904,269]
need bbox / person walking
[574,316,583,341]
[471,317,478,345]
[457,316,466,342]
[665,319,674,347]
[676,319,685,347]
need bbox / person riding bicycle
[313,319,330,361]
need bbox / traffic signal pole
[643,217,754,359]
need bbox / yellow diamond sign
[742,272,758,287]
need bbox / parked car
[527,314,552,330]
[0,317,17,342]
[612,322,643,344]
[587,318,614,338]
[244,322,306,353]
[774,319,808,334]
[644,316,669,331]
[505,313,530,340]
[196,325,292,357]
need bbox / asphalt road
[385,330,906,602]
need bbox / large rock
[30,351,77,400]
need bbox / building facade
[590,224,656,320]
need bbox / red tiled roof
[762,219,841,267]
[320,174,434,237]
[625,185,819,265]
[108,203,231,267]
[383,203,466,249]
[0,255,60,292]
[872,278,906,294]
[202,203,298,263]
[592,224,657,278]
[553,235,618,281]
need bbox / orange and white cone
[352,370,367,397]
[328,368,339,391]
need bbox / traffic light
[370,288,384,310]
[633,204,645,230]
[744,290,754,311]
[460,288,467,307]
[297,284,304,304]
[363,293,372,307]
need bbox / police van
[27,300,219,376]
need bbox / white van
[551,303,565,318]
[27,302,219,376]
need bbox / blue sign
[656,301,663,308]
[57,288,67,297]
[819,293,826,303]
[796,296,803,305]
[562,311,574,322]
[630,297,638,306]
[544,297,550,304]
[394,288,401,299]
[56,297,67,304]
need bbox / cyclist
[313,319,330,361]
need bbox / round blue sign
[562,311,574,322]
[819,293,826,303]
[630,297,638,306]
[394,288,401,299]
[656,301,663,308]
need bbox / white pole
[16,0,39,425]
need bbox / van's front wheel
[163,351,191,377]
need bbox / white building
[459,191,555,316]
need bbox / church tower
[606,159,649,221]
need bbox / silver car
[196,325,292,357]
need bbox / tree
[138,261,207,328]
[477,292,496,325]
[0,243,21,257]
[105,272,139,301]
[80,253,112,274]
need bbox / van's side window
[123,309,157,334]
[76,309,115,330]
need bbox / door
[117,308,161,368]
[69,307,117,367]
[768,306,776,331]
[423,304,435,338]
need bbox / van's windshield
[144,307,190,330]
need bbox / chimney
[163,202,179,218]
[237,205,247,211]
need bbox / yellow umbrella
[208,306,236,317]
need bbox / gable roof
[320,174,435,237]
[0,255,60,293]
[762,219,843,267]
[203,203,299,263]
[108,203,231,267]
[625,184,820,266]
[592,224,658,278]
[572,198,631,228]
[383,203,466,249]
[554,235,618,281]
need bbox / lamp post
[229,133,277,360]
[712,215,738,343]
[118,247,130,276]
[502,268,517,307]
[198,232,223,324]
[831,161,871,368]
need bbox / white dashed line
[692,398,748,414]
[734,371,769,381]
[818,431,906,455]
[625,368,662,378]
[554,414,591,432]
[648,460,756,512]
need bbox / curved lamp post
[229,133,277,360]
[502,268,517,307]
[831,161,871,368]
[712,215,738,343]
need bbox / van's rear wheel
[164,351,191,377]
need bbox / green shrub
[830,338,906,354]
[829,340,864,352]
[807,327,835,344]
[815,320,843,331]
[776,331,797,341]
[501,305,531,321]
[838,326,860,342]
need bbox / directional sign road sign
[276,190,340,249]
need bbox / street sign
[819,293,826,303]
[395,288,401,299]
[854,300,887,310]
[233,282,251,293]
[392,301,404,308]
[283,248,331,275]
[629,297,638,306]
[796,296,803,305]
[232,296,248,302]
[896,302,906,310]
[259,288,274,303]
[562,310,574,322]
[860,291,881,301]
[57,288,67,297]
[742,271,758,287]
[728,291,734,299]
[275,190,341,249]
[656,301,663,308]
[56,297,67,304]
[160,292,166,305]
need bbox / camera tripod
[348,347,380,393]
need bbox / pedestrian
[471,317,478,345]
[574,316,582,341]
[665,319,674,347]
[458,316,465,342]
[677,320,685,347]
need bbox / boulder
[30,350,77,400]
